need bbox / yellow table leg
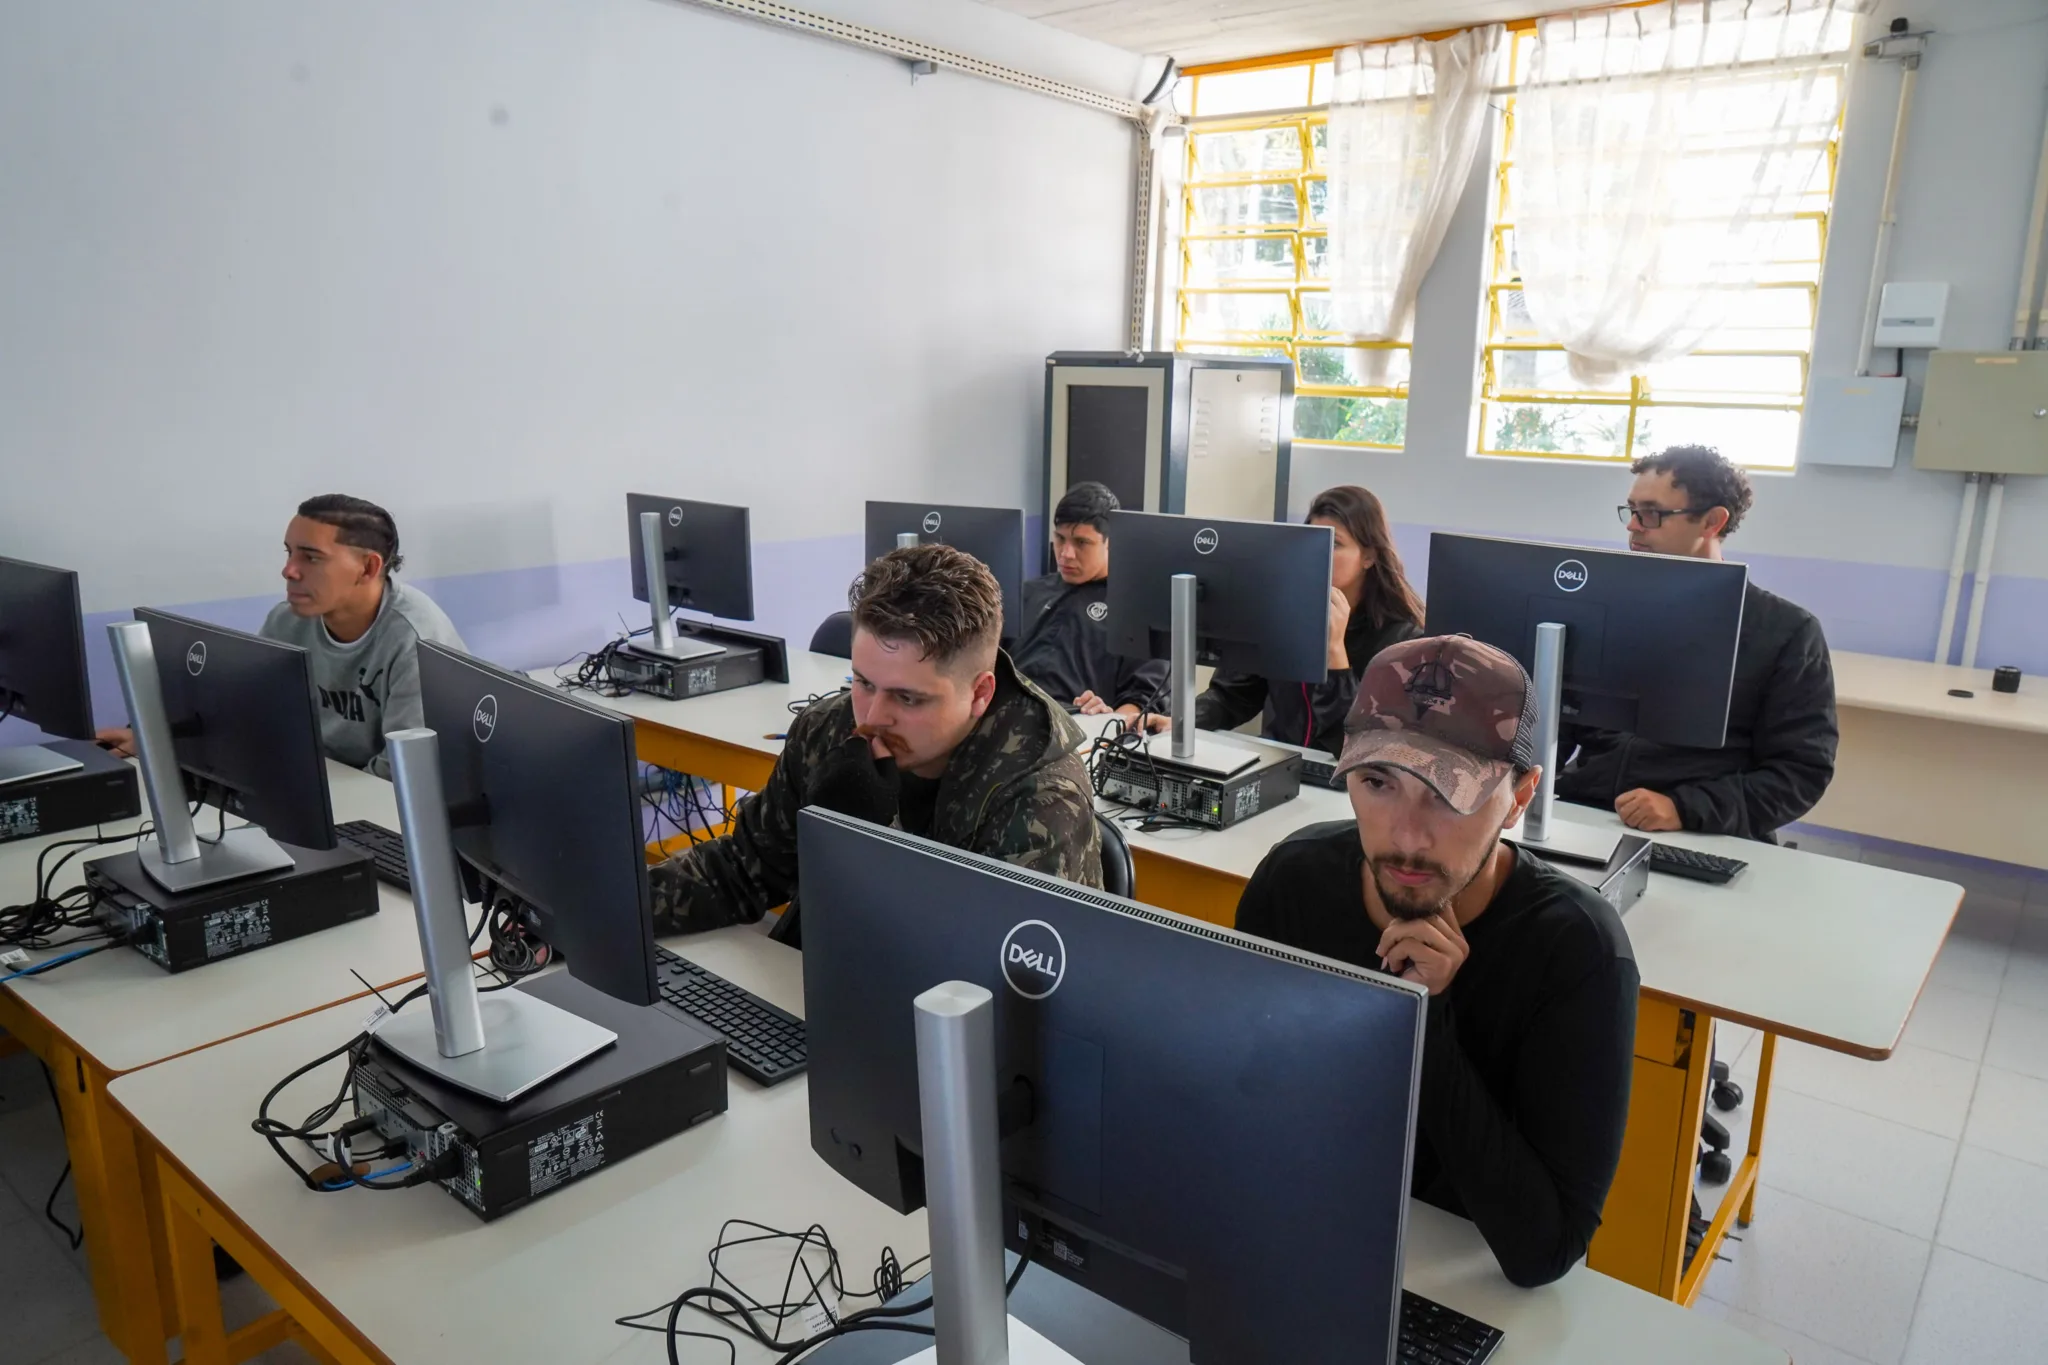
[154,1156,388,1365]
[1738,1032,1778,1227]
[1588,1000,1713,1299]
[0,989,176,1365]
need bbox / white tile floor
[1,837,2045,1364]
[1698,839,2048,1365]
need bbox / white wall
[1291,0,2048,591]
[0,0,1142,612]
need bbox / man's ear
[1505,767,1541,826]
[355,548,385,584]
[1702,505,1732,539]
[969,669,998,719]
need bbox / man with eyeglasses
[1555,445,1838,841]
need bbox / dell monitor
[0,557,96,785]
[416,642,658,1011]
[1104,510,1331,776]
[625,494,755,663]
[1425,533,1747,853]
[865,502,1026,640]
[799,807,1428,1364]
[132,609,338,851]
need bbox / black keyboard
[1649,843,1748,885]
[655,945,807,1086]
[1400,1290,1503,1364]
[336,820,410,890]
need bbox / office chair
[809,611,854,658]
[1697,1057,1745,1184]
[1095,811,1134,899]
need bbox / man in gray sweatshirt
[259,495,466,777]
[100,495,466,778]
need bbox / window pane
[1195,66,1311,117]
[1186,236,1297,286]
[1299,344,1410,390]
[1308,121,1329,167]
[1306,178,1328,225]
[1489,347,1631,398]
[1644,354,1806,403]
[1181,342,1289,362]
[1632,405,1803,469]
[1296,396,1407,447]
[1302,234,1329,280]
[1191,182,1300,230]
[1302,291,1337,332]
[1182,291,1293,339]
[1493,288,1543,342]
[1191,127,1305,177]
[1482,402,1632,459]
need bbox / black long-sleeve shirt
[1013,573,1171,713]
[1195,611,1420,755]
[1234,822,1639,1289]
[1557,581,1837,841]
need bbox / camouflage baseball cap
[1332,635,1539,815]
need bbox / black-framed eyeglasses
[1618,503,1712,529]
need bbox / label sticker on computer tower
[0,797,39,840]
[203,901,273,958]
[1233,785,1262,821]
[528,1110,606,1195]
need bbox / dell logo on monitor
[1192,527,1220,555]
[1000,919,1066,1000]
[667,505,684,528]
[923,511,943,534]
[184,641,207,676]
[473,695,499,743]
[1554,559,1589,593]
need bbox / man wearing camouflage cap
[1235,635,1639,1289]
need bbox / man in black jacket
[1013,482,1171,727]
[1236,636,1638,1288]
[1556,446,1838,840]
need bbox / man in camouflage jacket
[649,546,1102,940]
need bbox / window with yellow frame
[1175,60,1409,450]
[1481,30,1845,469]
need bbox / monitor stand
[137,826,297,893]
[913,982,1089,1365]
[373,729,616,1103]
[0,744,85,787]
[1504,815,1621,867]
[1154,571,1256,779]
[636,508,725,663]
[1514,619,1621,866]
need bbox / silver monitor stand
[906,981,1085,1365]
[369,729,614,1104]
[1137,572,1257,778]
[107,620,296,892]
[636,509,724,664]
[1511,621,1620,867]
[0,744,85,786]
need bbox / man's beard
[1367,830,1505,921]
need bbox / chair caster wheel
[1712,1079,1744,1112]
[1699,1149,1733,1184]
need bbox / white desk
[109,926,1786,1365]
[1810,650,2048,869]
[0,760,434,1364]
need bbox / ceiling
[975,0,1539,67]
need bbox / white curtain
[1512,0,1868,385]
[1327,25,1505,348]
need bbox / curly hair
[850,544,1003,675]
[296,494,405,574]
[1630,445,1754,538]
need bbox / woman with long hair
[1193,485,1424,757]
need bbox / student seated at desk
[98,494,465,778]
[1013,481,1171,728]
[649,544,1102,944]
[1557,446,1838,840]
[1234,636,1638,1288]
[1194,485,1422,755]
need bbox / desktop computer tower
[352,971,729,1221]
[86,843,379,970]
[0,741,142,843]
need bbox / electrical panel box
[1914,351,2048,475]
[1800,375,1907,468]
[1874,282,1949,348]
[1043,353,1293,569]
